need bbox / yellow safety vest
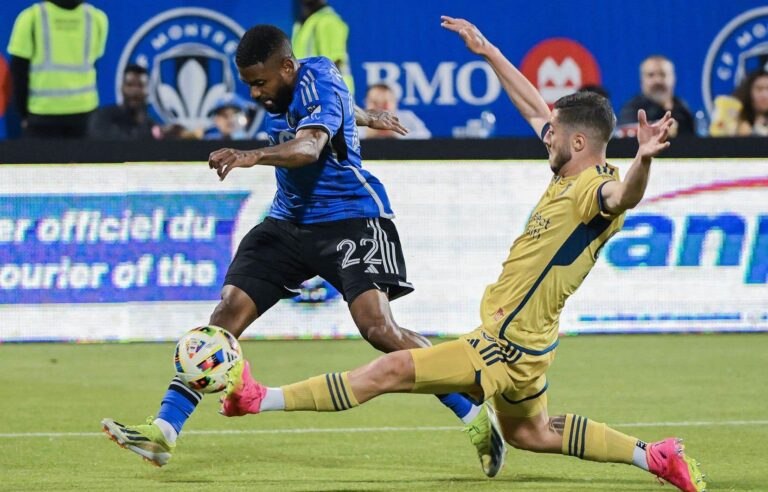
[292,6,354,94]
[7,2,108,115]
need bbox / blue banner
[0,192,248,303]
[2,0,767,136]
[334,0,768,137]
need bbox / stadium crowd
[5,0,768,140]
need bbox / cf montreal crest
[703,7,768,116]
[116,8,263,136]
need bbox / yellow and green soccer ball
[174,325,242,393]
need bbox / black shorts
[224,217,414,313]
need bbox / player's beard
[549,145,572,174]
[272,83,296,114]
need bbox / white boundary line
[1,420,767,439]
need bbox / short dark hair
[553,91,616,143]
[734,68,768,125]
[300,0,326,10]
[236,25,292,68]
[578,84,610,99]
[124,64,148,77]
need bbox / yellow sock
[282,372,359,412]
[561,414,636,464]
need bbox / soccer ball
[174,326,242,394]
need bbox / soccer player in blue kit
[102,25,506,476]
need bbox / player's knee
[210,302,240,337]
[210,287,256,337]
[364,352,414,392]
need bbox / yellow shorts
[410,329,554,418]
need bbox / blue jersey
[265,57,394,224]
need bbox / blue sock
[436,393,476,422]
[157,377,202,434]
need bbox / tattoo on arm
[549,415,566,435]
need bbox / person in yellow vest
[7,0,108,138]
[292,0,354,94]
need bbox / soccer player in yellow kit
[219,16,706,492]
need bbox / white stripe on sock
[461,405,482,424]
[153,418,178,444]
[633,442,649,470]
[260,387,286,412]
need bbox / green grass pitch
[2,334,767,491]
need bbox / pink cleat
[647,438,707,492]
[220,360,266,417]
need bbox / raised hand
[636,109,675,161]
[208,148,260,181]
[440,16,494,57]
[366,109,409,136]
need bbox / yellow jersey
[479,163,625,354]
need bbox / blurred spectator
[618,55,694,137]
[204,93,253,140]
[292,0,354,93]
[7,0,108,138]
[364,83,431,139]
[734,69,768,136]
[88,64,155,140]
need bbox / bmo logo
[362,61,502,106]
[520,38,601,106]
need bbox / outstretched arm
[600,110,674,214]
[208,128,329,180]
[441,16,551,136]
